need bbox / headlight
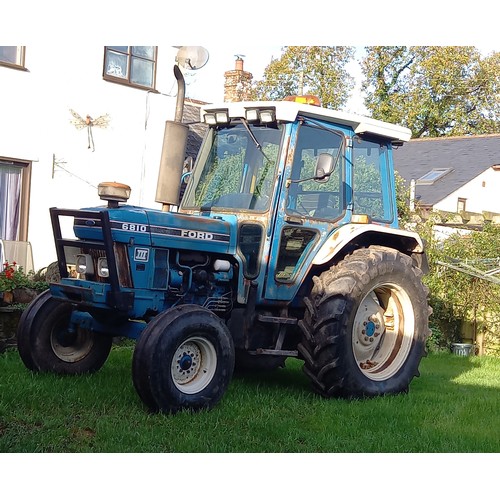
[97,257,109,278]
[76,254,94,275]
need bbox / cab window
[352,136,393,223]
[286,123,345,220]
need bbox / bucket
[451,343,474,357]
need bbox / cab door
[264,118,351,302]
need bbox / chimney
[224,55,253,102]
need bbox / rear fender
[312,223,427,270]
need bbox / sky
[182,45,369,114]
[183,45,281,102]
[180,42,498,116]
[5,1,497,118]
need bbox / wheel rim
[352,283,415,381]
[50,323,94,363]
[171,336,217,394]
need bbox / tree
[361,46,500,137]
[252,46,355,110]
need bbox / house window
[457,198,467,213]
[0,159,31,241]
[0,46,26,69]
[103,46,157,90]
[416,168,452,185]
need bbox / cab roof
[201,100,412,142]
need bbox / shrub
[416,219,500,355]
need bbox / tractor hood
[73,206,236,254]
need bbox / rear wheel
[132,305,235,414]
[298,246,431,398]
[16,290,112,374]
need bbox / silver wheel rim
[50,327,94,363]
[352,283,415,381]
[171,336,217,394]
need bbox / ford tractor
[17,67,430,414]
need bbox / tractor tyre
[17,289,51,371]
[132,304,235,414]
[16,290,112,374]
[298,246,431,398]
[132,304,205,412]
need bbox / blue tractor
[17,68,430,414]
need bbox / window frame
[0,158,32,242]
[416,168,452,185]
[0,46,26,70]
[103,46,158,91]
[457,197,467,213]
[352,135,393,224]
[285,120,346,221]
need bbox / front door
[264,118,351,302]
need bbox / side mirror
[314,153,335,182]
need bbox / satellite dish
[175,46,209,70]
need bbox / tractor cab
[179,97,413,304]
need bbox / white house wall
[433,168,500,214]
[1,45,184,269]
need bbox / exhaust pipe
[155,65,189,211]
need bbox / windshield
[182,122,283,211]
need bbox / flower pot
[0,306,21,353]
[13,287,38,304]
[0,290,14,305]
[451,343,474,357]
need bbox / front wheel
[132,305,235,414]
[16,290,112,374]
[298,246,431,398]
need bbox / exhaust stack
[155,65,189,211]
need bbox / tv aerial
[175,46,209,70]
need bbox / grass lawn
[1,345,499,454]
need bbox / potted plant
[1,261,49,352]
[1,261,20,305]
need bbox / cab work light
[259,109,276,123]
[245,107,276,123]
[203,109,230,125]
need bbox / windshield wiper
[240,118,271,162]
